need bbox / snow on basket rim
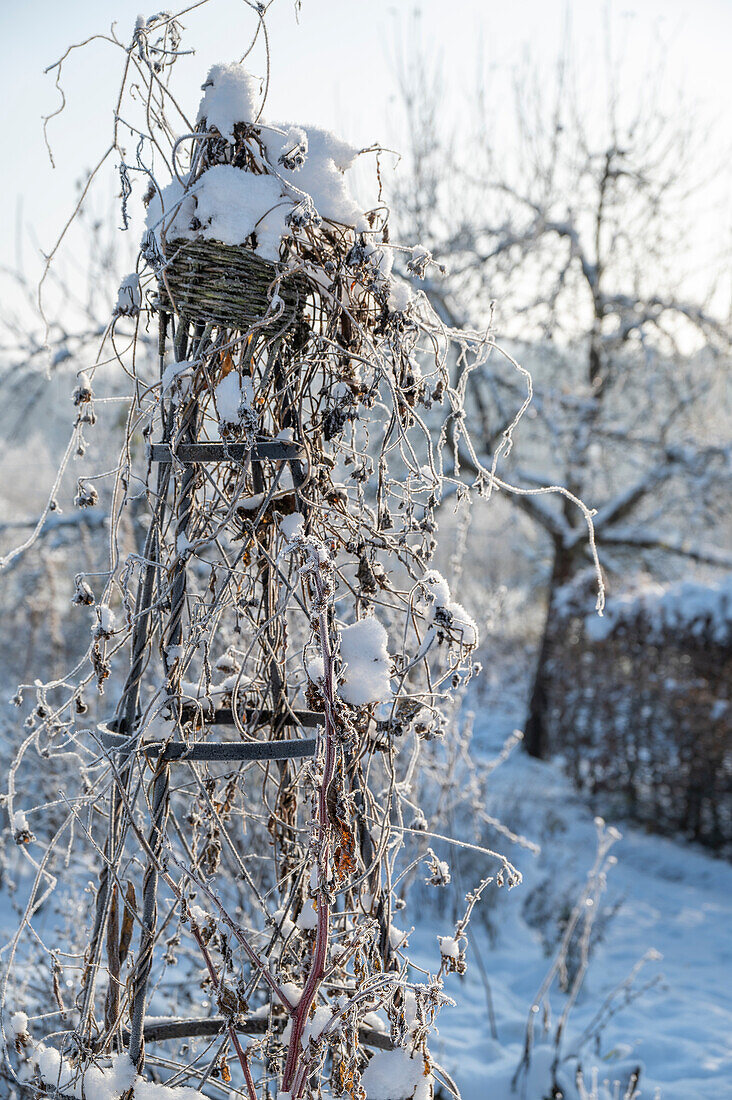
[146,61,403,329]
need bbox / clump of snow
[94,604,117,637]
[161,360,193,398]
[424,849,451,886]
[419,570,479,650]
[198,63,262,140]
[140,712,177,742]
[73,371,93,403]
[187,904,211,929]
[272,906,295,939]
[420,570,451,608]
[360,1048,431,1100]
[265,124,365,228]
[115,273,142,317]
[301,1004,332,1048]
[145,177,194,241]
[12,811,29,835]
[296,900,318,930]
[438,935,461,960]
[306,655,325,685]
[388,277,413,313]
[279,512,305,545]
[192,165,288,261]
[146,64,370,263]
[35,1050,138,1100]
[389,924,409,949]
[213,370,255,430]
[280,980,303,1007]
[8,1011,29,1040]
[277,125,308,170]
[339,618,392,705]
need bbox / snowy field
[416,700,732,1100]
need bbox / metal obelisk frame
[78,247,320,1070]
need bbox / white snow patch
[388,924,408,950]
[420,569,451,608]
[213,370,255,429]
[95,604,117,636]
[339,618,392,706]
[145,177,194,240]
[115,273,142,316]
[296,900,318,930]
[361,1048,431,1100]
[419,570,479,649]
[280,981,303,1007]
[585,574,732,644]
[187,904,211,929]
[35,1050,140,1100]
[438,935,461,960]
[161,360,192,396]
[192,165,288,261]
[197,63,262,140]
[263,122,365,228]
[279,512,305,545]
[8,1011,28,1039]
[388,277,413,313]
[306,655,325,684]
[301,1004,332,1047]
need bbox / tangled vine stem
[1,5,603,1099]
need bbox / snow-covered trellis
[0,12,591,1100]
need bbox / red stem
[190,920,257,1100]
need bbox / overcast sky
[1,0,730,295]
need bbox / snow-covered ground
[417,701,732,1100]
[0,692,729,1100]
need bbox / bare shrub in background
[546,573,732,851]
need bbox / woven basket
[161,238,305,331]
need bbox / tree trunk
[523,544,576,758]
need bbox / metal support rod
[129,319,200,1070]
[128,756,170,1069]
[142,739,317,762]
[120,1016,394,1051]
[150,441,301,464]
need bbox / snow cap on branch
[198,62,262,139]
[339,617,393,705]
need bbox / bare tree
[391,33,732,756]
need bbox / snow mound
[360,1048,432,1100]
[213,369,255,429]
[145,63,371,264]
[198,63,262,140]
[339,618,392,705]
[279,511,305,546]
[192,164,288,261]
